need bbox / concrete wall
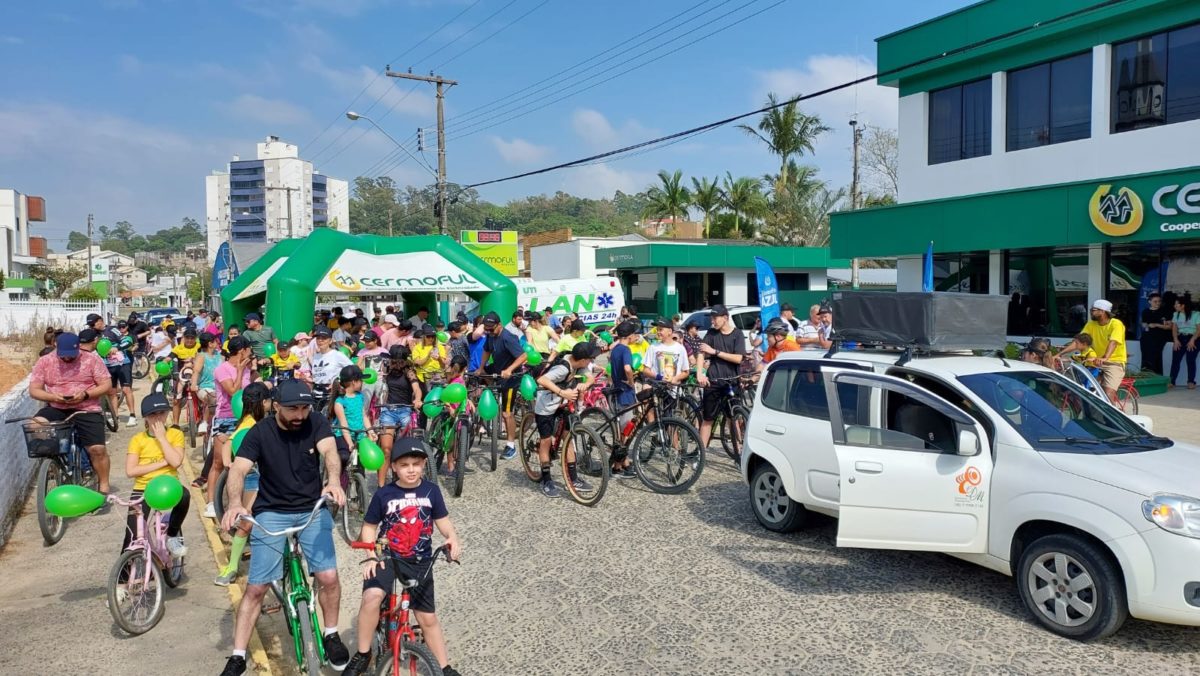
[0,376,39,548]
[0,300,107,335]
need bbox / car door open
[824,370,992,553]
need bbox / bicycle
[579,379,704,494]
[700,375,754,466]
[465,373,504,472]
[235,496,335,676]
[1115,377,1140,414]
[516,396,609,506]
[12,413,98,545]
[131,350,151,380]
[101,387,129,433]
[337,426,381,544]
[349,541,457,676]
[105,493,185,635]
[425,395,473,498]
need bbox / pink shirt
[380,331,414,350]
[372,326,385,338]
[203,323,222,337]
[213,360,253,419]
[31,351,109,412]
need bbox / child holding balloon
[123,394,189,568]
[213,382,271,586]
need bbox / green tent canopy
[220,229,517,339]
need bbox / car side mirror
[957,428,981,456]
[1127,414,1154,433]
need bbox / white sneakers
[126,416,137,428]
[197,421,208,433]
[167,536,188,558]
[203,502,216,519]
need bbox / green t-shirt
[242,327,277,357]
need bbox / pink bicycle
[106,493,186,635]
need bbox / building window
[1005,248,1090,337]
[933,252,989,293]
[928,78,991,165]
[1113,22,1200,132]
[1007,53,1092,151]
[746,272,809,306]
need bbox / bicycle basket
[23,422,72,459]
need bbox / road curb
[181,445,274,676]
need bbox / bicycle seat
[601,386,618,397]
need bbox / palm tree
[757,185,846,247]
[643,169,691,236]
[690,176,721,238]
[738,92,831,194]
[721,172,766,238]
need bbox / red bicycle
[350,542,457,676]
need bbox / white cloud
[220,94,312,126]
[489,136,551,166]
[1,36,24,45]
[559,164,655,200]
[570,109,653,150]
[237,0,390,18]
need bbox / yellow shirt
[1072,347,1098,363]
[412,342,446,382]
[327,318,340,330]
[172,342,200,361]
[526,325,556,354]
[1082,318,1127,364]
[128,427,186,491]
[630,337,649,359]
[271,353,300,371]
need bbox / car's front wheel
[1016,533,1128,641]
[749,462,808,532]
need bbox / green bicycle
[424,398,473,498]
[237,496,333,676]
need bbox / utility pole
[387,209,394,238]
[264,185,301,238]
[385,69,458,235]
[87,213,94,286]
[849,119,864,290]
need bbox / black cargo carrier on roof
[830,291,1009,351]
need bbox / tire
[150,377,170,398]
[720,405,749,465]
[375,638,442,676]
[341,472,368,544]
[1116,388,1139,415]
[631,417,704,494]
[101,396,119,432]
[185,397,197,449]
[452,422,467,498]
[163,553,185,589]
[36,459,67,546]
[517,415,541,482]
[562,424,609,506]
[488,416,499,472]
[213,469,229,525]
[108,548,165,635]
[748,462,808,532]
[579,406,616,450]
[1016,534,1128,641]
[132,353,150,380]
[296,599,322,676]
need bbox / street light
[345,112,435,178]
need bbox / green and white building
[831,0,1200,363]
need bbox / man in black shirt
[696,304,747,449]
[477,310,528,459]
[218,380,349,676]
[1140,292,1172,375]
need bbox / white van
[515,277,625,326]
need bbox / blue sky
[0,0,965,247]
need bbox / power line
[414,0,522,66]
[459,0,1130,191]
[434,0,553,70]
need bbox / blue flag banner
[922,241,934,293]
[755,256,781,327]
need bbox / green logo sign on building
[461,230,518,277]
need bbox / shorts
[247,508,337,585]
[197,387,215,403]
[379,406,414,430]
[701,387,729,422]
[1098,362,1126,391]
[35,407,105,448]
[244,469,260,493]
[363,558,436,613]
[109,363,132,388]
[534,411,562,439]
[499,375,521,413]
[213,417,238,436]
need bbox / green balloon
[155,360,172,377]
[339,346,352,357]
[426,385,444,403]
[604,363,612,376]
[422,402,444,418]
[526,350,543,367]
[97,338,113,357]
[631,353,643,371]
[363,367,378,385]
[437,331,450,343]
[231,390,244,420]
[441,382,467,404]
[598,331,613,345]
[358,342,366,351]
[230,428,249,456]
[358,437,385,471]
[144,475,183,511]
[44,484,107,518]
[519,373,537,401]
[478,389,499,421]
[262,342,277,358]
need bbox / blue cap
[56,333,80,358]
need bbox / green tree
[738,92,830,195]
[643,170,691,235]
[690,176,721,239]
[721,173,766,237]
[68,287,102,302]
[187,269,211,302]
[757,185,846,247]
[29,263,87,299]
[68,231,90,251]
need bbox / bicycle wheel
[132,353,150,380]
[720,405,749,465]
[101,396,119,432]
[375,638,442,676]
[36,459,67,546]
[296,599,322,676]
[1117,387,1139,415]
[488,415,499,472]
[108,548,165,635]
[452,422,467,497]
[578,406,616,449]
[163,551,185,588]
[214,469,229,525]
[150,377,170,397]
[341,472,368,544]
[185,396,198,449]
[562,424,609,507]
[517,415,541,481]
[631,417,704,494]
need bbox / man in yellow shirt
[1081,299,1126,403]
[124,394,189,559]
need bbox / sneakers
[571,477,593,492]
[166,536,188,558]
[219,655,246,676]
[540,479,560,498]
[203,502,216,519]
[613,466,638,479]
[501,443,517,460]
[443,667,462,676]
[213,570,236,587]
[126,415,137,428]
[323,631,350,670]
[197,421,208,433]
[343,651,372,676]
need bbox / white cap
[383,314,399,325]
[1092,299,1113,313]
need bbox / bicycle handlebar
[7,410,92,425]
[236,494,331,536]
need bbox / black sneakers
[323,631,351,670]
[219,655,246,676]
[443,666,462,676]
[343,651,372,676]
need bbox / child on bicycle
[533,342,599,498]
[333,365,377,470]
[1056,332,1098,365]
[344,437,461,676]
[377,346,423,488]
[271,340,300,381]
[213,382,272,586]
[123,394,189,573]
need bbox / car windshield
[958,370,1171,454]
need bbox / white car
[742,349,1200,640]
[680,305,761,340]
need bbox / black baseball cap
[183,328,198,338]
[226,336,252,353]
[523,311,540,321]
[780,303,795,312]
[615,321,639,338]
[78,328,100,343]
[652,318,674,329]
[140,393,171,417]
[482,311,502,326]
[86,313,102,326]
[312,326,332,338]
[244,312,262,322]
[390,436,430,461]
[570,342,598,360]
[710,304,730,317]
[274,379,315,406]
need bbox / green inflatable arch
[220,229,517,340]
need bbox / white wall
[0,377,40,548]
[205,173,230,265]
[325,177,350,233]
[898,44,1200,203]
[667,267,830,309]
[530,241,586,280]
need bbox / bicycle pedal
[262,601,283,615]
